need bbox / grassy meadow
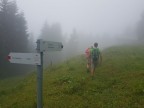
[0,44,144,108]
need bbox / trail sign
[37,39,63,52]
[8,53,41,65]
[8,39,63,108]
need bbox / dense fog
[0,0,144,77]
[17,0,144,49]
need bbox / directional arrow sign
[8,53,41,65]
[38,39,63,52]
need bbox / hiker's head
[94,42,98,47]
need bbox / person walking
[90,42,102,79]
[85,46,94,72]
[85,47,91,72]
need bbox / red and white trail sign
[8,52,41,65]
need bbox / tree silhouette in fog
[39,21,64,66]
[0,0,30,78]
[66,29,79,57]
[136,11,144,42]
[40,21,63,42]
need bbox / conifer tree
[0,0,29,77]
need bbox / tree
[39,22,63,42]
[39,21,50,40]
[0,0,30,78]
[39,22,64,66]
[136,11,144,42]
[66,29,79,57]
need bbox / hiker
[85,46,93,72]
[90,42,102,78]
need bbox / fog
[1,0,144,78]
[17,0,144,37]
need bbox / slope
[0,45,144,108]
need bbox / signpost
[8,53,41,65]
[8,39,63,108]
[36,39,43,108]
[38,39,63,52]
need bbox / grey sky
[17,0,144,38]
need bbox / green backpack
[91,48,99,61]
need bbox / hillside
[0,45,144,108]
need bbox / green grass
[0,44,144,108]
